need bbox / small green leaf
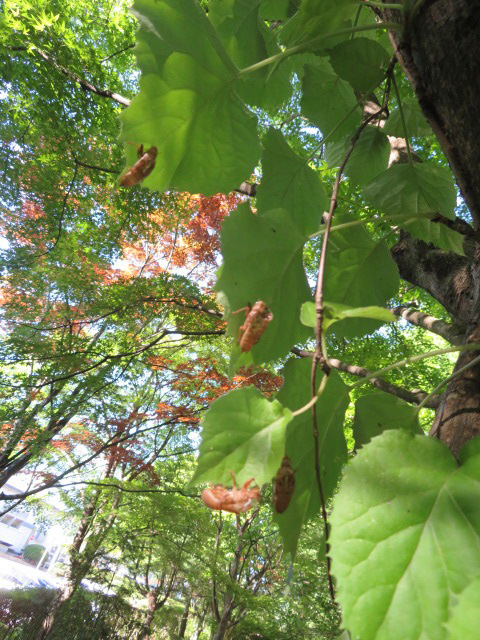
[301,301,396,332]
[322,214,399,338]
[301,58,362,141]
[363,162,457,220]
[383,96,432,137]
[330,431,480,640]
[325,126,390,186]
[274,359,349,558]
[327,37,390,93]
[119,0,261,195]
[256,128,328,236]
[446,579,480,640]
[401,217,465,256]
[191,386,292,487]
[352,392,422,448]
[215,204,312,364]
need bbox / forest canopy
[2,0,480,639]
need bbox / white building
[0,483,54,554]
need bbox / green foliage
[191,386,292,486]
[325,126,390,186]
[330,431,480,640]
[4,1,479,639]
[23,544,46,565]
[215,204,312,363]
[322,214,400,338]
[327,37,390,93]
[301,300,397,334]
[301,58,362,141]
[383,96,432,137]
[363,162,457,219]
[120,0,262,195]
[352,392,422,448]
[274,359,349,558]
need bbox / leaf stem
[237,23,401,77]
[361,1,404,9]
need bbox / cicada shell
[234,301,273,352]
[201,473,260,514]
[120,145,158,187]
[273,456,295,514]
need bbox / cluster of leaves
[117,1,480,639]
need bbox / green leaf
[401,217,465,256]
[301,58,362,141]
[119,0,261,195]
[274,359,349,557]
[383,96,432,137]
[215,204,312,363]
[191,386,292,487]
[209,0,293,109]
[280,0,357,48]
[327,38,390,93]
[446,579,480,640]
[322,214,399,338]
[363,162,457,220]
[301,301,396,332]
[325,126,390,186]
[330,431,480,640]
[256,128,328,236]
[352,392,422,448]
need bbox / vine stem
[310,104,388,603]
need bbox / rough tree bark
[382,0,480,456]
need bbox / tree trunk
[137,591,157,640]
[210,598,235,640]
[177,593,191,639]
[36,489,122,639]
[383,0,480,456]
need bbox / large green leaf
[119,0,261,195]
[401,217,465,256]
[322,214,399,338]
[301,58,362,141]
[215,204,312,363]
[363,163,457,220]
[352,392,422,448]
[256,128,328,236]
[280,0,357,48]
[327,38,390,93]
[446,579,480,640]
[325,126,390,186]
[209,0,293,109]
[274,359,349,557]
[330,431,480,640]
[191,386,292,487]
[383,96,432,137]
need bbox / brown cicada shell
[120,144,158,187]
[201,472,260,514]
[273,456,295,514]
[234,300,273,352]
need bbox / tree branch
[290,348,441,408]
[391,305,464,345]
[9,45,131,107]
